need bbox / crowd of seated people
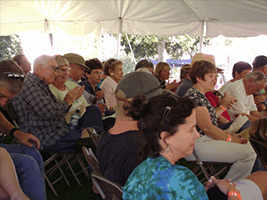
[1,51,266,200]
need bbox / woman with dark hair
[123,93,267,200]
[184,60,256,182]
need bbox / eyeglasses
[48,65,61,72]
[0,72,25,81]
[60,67,71,72]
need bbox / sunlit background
[19,31,267,84]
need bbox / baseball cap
[116,71,163,100]
[252,55,267,69]
[63,53,88,69]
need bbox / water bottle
[97,99,106,116]
[69,109,80,130]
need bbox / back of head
[128,93,195,160]
[0,60,24,95]
[135,60,154,71]
[180,64,191,80]
[249,118,267,165]
[252,55,267,69]
[85,58,103,74]
[115,71,163,116]
[190,60,217,84]
[232,61,252,78]
[155,62,170,77]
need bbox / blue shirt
[123,156,208,200]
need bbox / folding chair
[42,152,71,196]
[249,136,267,165]
[91,171,123,200]
[187,150,232,184]
[82,146,107,197]
[86,127,101,148]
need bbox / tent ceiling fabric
[1,0,267,37]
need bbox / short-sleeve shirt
[221,79,257,120]
[123,156,208,200]
[96,130,144,186]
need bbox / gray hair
[246,71,267,83]
[33,55,54,72]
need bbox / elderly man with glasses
[12,55,97,153]
[0,60,46,200]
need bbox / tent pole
[116,17,122,59]
[125,33,137,64]
[199,21,205,53]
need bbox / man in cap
[0,60,46,200]
[64,53,95,104]
[252,55,267,113]
[12,55,94,153]
[97,71,163,186]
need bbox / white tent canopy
[1,0,267,37]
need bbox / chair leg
[63,154,82,186]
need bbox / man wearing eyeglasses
[0,60,46,200]
[12,55,96,153]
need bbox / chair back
[82,146,99,171]
[250,136,267,165]
[86,127,101,148]
[186,149,232,184]
[91,171,123,200]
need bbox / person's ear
[159,131,171,141]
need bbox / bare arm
[195,106,243,143]
[0,112,40,149]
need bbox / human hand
[230,133,248,144]
[165,81,178,91]
[64,86,84,106]
[95,91,105,100]
[13,130,41,150]
[219,92,237,109]
[97,103,106,113]
[254,95,266,104]
[207,176,238,195]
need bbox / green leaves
[0,35,23,61]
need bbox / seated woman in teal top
[123,93,267,200]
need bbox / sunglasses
[159,94,179,138]
[0,72,25,81]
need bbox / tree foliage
[0,35,23,61]
[121,33,211,61]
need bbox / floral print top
[184,87,218,134]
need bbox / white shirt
[100,76,118,109]
[222,79,257,120]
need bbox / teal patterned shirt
[123,156,208,200]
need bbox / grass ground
[45,159,102,200]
